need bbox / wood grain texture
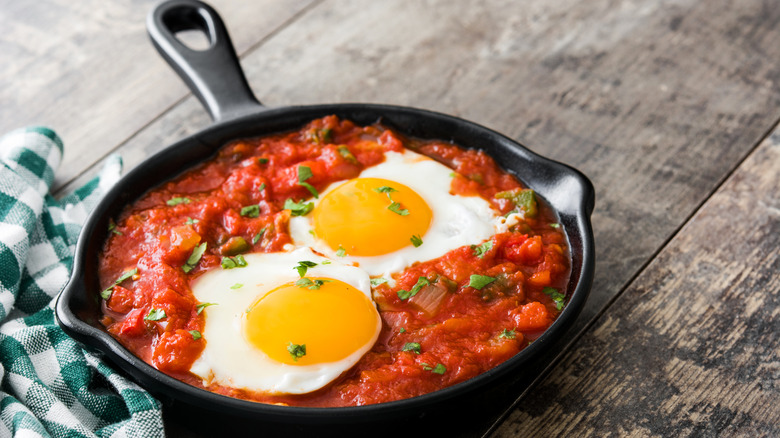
[492,130,780,436]
[0,0,316,191]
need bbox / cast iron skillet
[55,0,595,425]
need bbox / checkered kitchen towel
[0,127,164,437]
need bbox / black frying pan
[55,0,595,426]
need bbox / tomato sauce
[98,115,570,407]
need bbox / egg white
[289,149,500,278]
[189,248,379,395]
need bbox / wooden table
[3,0,778,436]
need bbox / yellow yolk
[243,278,380,365]
[312,177,433,257]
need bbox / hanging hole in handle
[176,29,211,51]
[162,4,216,51]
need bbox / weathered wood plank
[491,124,780,437]
[0,0,316,191]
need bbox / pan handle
[147,0,263,122]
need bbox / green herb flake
[402,342,421,354]
[185,217,199,225]
[221,255,248,269]
[167,197,191,206]
[258,157,269,164]
[182,242,207,273]
[240,204,260,218]
[399,327,406,334]
[550,223,560,228]
[468,274,497,290]
[471,240,493,259]
[295,261,318,277]
[101,267,138,300]
[338,145,357,164]
[410,234,423,248]
[499,328,516,339]
[297,165,319,198]
[543,287,566,311]
[388,202,410,216]
[397,276,429,300]
[189,330,202,340]
[295,278,331,290]
[230,283,243,290]
[373,186,398,195]
[144,308,166,321]
[284,198,314,216]
[195,302,217,315]
[252,227,267,245]
[287,343,307,361]
[370,277,388,287]
[336,246,347,257]
[258,183,266,192]
[432,363,447,375]
[108,220,122,235]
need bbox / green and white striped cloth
[0,127,164,437]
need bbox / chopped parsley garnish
[499,328,516,339]
[252,227,267,244]
[284,198,314,216]
[100,267,138,300]
[338,145,357,164]
[166,197,191,206]
[370,277,388,287]
[374,186,409,215]
[388,202,409,216]
[182,242,207,273]
[397,276,429,300]
[230,283,243,290]
[471,240,493,259]
[108,219,122,235]
[258,157,269,164]
[297,165,319,198]
[336,246,346,257]
[410,234,423,247]
[240,204,260,218]
[295,260,318,277]
[399,327,406,334]
[189,330,202,340]
[295,278,331,290]
[195,302,217,314]
[402,342,421,354]
[432,363,447,374]
[373,186,398,196]
[321,260,331,265]
[550,223,560,228]
[186,217,199,225]
[144,308,166,321]
[221,254,247,269]
[543,287,566,311]
[258,183,266,192]
[468,274,497,290]
[288,343,307,361]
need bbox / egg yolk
[243,278,380,365]
[312,177,433,257]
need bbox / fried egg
[289,149,499,277]
[189,248,380,394]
